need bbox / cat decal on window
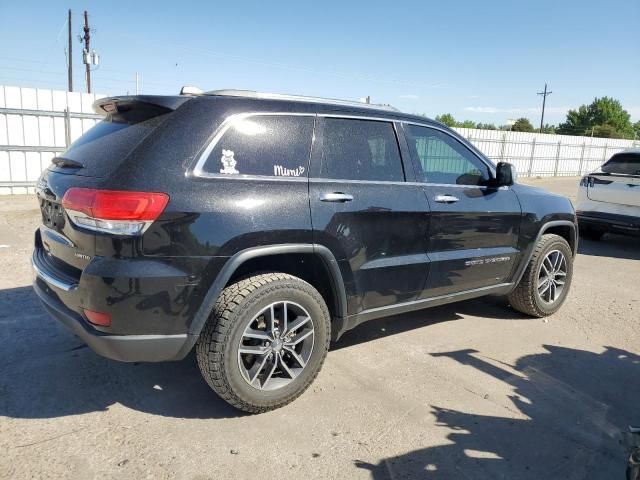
[220,150,239,174]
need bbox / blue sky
[1,0,638,125]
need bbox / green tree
[633,121,640,139]
[476,123,497,130]
[511,117,535,132]
[457,120,477,128]
[540,124,556,134]
[557,97,633,138]
[435,113,457,127]
[591,124,625,139]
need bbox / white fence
[454,127,639,177]
[0,85,103,195]
[1,85,638,194]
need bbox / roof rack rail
[204,89,400,112]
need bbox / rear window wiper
[51,157,84,169]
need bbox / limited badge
[220,150,239,174]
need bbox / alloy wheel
[537,249,567,304]
[237,301,315,391]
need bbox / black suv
[33,89,577,412]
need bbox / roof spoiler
[93,95,192,121]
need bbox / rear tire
[508,234,573,317]
[580,225,605,241]
[196,272,330,413]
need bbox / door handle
[434,194,459,204]
[320,192,354,202]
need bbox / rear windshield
[50,115,168,178]
[601,153,640,176]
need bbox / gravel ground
[1,176,638,479]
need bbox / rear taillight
[62,188,169,236]
[580,176,594,187]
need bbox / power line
[0,66,66,75]
[0,66,179,93]
[537,83,552,133]
[110,31,452,91]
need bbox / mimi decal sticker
[273,165,305,177]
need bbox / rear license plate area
[40,198,66,231]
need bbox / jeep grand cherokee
[33,89,578,412]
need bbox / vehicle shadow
[578,234,640,261]
[334,295,529,351]
[0,286,243,420]
[354,344,640,479]
[0,284,525,420]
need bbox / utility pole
[537,83,552,132]
[67,9,73,92]
[83,10,91,93]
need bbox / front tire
[196,272,331,413]
[508,234,574,317]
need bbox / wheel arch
[542,221,577,256]
[509,219,577,291]
[175,244,348,359]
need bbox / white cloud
[398,94,419,100]
[468,95,480,99]
[465,106,500,113]
[464,106,569,115]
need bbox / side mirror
[495,162,517,187]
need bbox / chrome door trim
[189,110,496,181]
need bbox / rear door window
[319,118,405,182]
[601,153,640,175]
[203,115,314,177]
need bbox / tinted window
[52,117,164,178]
[601,153,640,175]
[320,118,404,182]
[204,116,313,177]
[405,125,490,185]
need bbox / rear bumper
[577,210,640,236]
[32,245,197,362]
[33,277,192,362]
